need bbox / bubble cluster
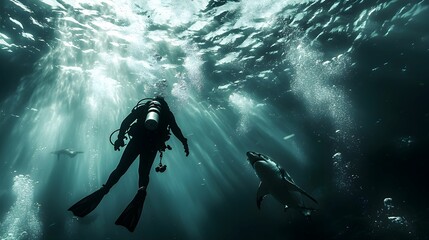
[373,197,413,236]
[0,175,41,240]
[288,42,353,133]
[228,92,255,134]
[332,152,354,191]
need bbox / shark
[51,148,83,159]
[246,151,318,216]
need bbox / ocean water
[1,0,428,239]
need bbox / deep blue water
[1,0,429,239]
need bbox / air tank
[145,100,161,130]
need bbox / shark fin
[256,182,269,209]
[282,179,318,204]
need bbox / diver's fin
[68,187,108,217]
[115,189,146,232]
[282,179,318,204]
[256,181,269,209]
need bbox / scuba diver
[68,96,189,232]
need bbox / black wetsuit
[104,101,187,190]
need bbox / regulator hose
[109,129,128,146]
[109,97,153,146]
[134,97,153,110]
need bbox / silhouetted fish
[51,148,83,158]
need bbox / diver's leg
[138,148,158,189]
[104,140,140,190]
[69,140,140,218]
[115,148,156,232]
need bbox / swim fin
[68,186,108,217]
[115,189,146,232]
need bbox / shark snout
[247,151,262,165]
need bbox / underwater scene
[1,0,428,239]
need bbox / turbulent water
[1,0,428,239]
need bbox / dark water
[1,0,428,239]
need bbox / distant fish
[51,148,83,158]
[283,134,295,140]
[246,151,318,216]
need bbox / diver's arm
[117,111,137,140]
[114,110,139,151]
[169,113,186,143]
[169,112,189,156]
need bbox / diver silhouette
[68,96,189,232]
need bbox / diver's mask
[145,100,161,130]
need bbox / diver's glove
[182,139,189,157]
[114,138,125,151]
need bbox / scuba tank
[144,100,162,131]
